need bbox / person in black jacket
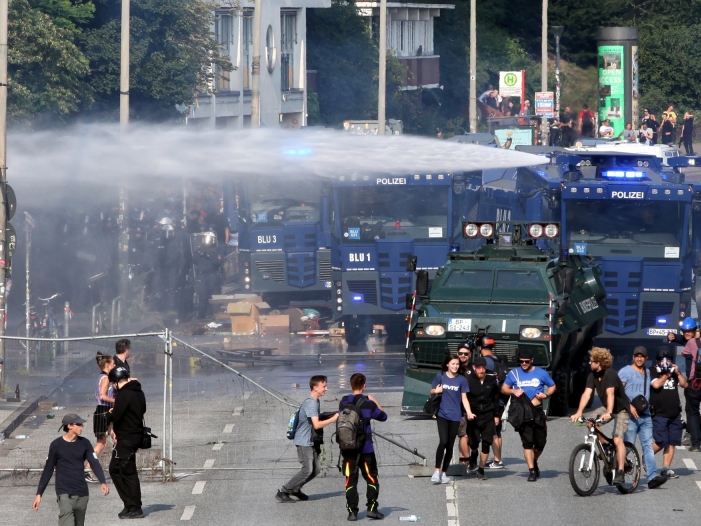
[107,366,146,519]
[466,357,501,480]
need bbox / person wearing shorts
[465,357,500,480]
[86,352,115,484]
[571,347,632,485]
[650,347,688,479]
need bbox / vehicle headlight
[424,325,445,337]
[520,327,542,339]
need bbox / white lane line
[445,486,454,501]
[448,521,460,526]
[446,483,458,526]
[212,443,223,451]
[180,505,196,520]
[192,481,207,495]
[223,424,235,433]
[233,407,243,415]
[243,392,251,400]
[678,446,687,450]
[683,458,697,470]
[446,502,457,517]
[204,459,215,468]
[696,481,701,492]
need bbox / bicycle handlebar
[576,416,611,425]
[38,293,63,303]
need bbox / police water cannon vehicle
[401,221,609,417]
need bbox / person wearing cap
[667,317,697,377]
[479,335,507,470]
[465,356,501,480]
[456,342,474,466]
[502,348,555,482]
[618,347,667,489]
[106,366,146,519]
[33,414,109,525]
[650,347,688,478]
[682,333,701,451]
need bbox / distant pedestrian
[578,104,595,138]
[521,100,531,116]
[456,342,474,465]
[465,356,501,480]
[617,347,667,489]
[113,339,131,375]
[599,119,614,138]
[560,120,575,147]
[681,112,694,155]
[277,375,339,503]
[503,348,555,482]
[622,123,636,142]
[645,112,659,145]
[638,123,653,145]
[430,355,475,484]
[479,334,507,470]
[86,352,115,484]
[661,113,674,145]
[651,347,688,479]
[33,414,109,526]
[107,366,146,519]
[666,104,677,125]
[667,317,697,377]
[339,373,387,521]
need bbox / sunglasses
[519,359,532,364]
[457,352,470,356]
[589,360,599,364]
[70,423,84,427]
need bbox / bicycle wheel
[569,443,600,496]
[616,441,641,494]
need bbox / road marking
[180,505,196,520]
[448,521,460,526]
[204,459,215,468]
[446,502,457,517]
[243,392,251,400]
[696,481,701,492]
[446,483,458,526]
[445,486,454,501]
[678,446,687,450]
[212,443,223,451]
[192,481,206,494]
[233,407,243,415]
[223,424,235,433]
[683,458,697,470]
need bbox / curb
[0,395,48,438]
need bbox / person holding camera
[650,348,688,479]
[618,347,667,489]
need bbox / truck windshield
[246,178,320,226]
[566,200,684,246]
[336,186,449,241]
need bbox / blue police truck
[330,172,482,345]
[232,176,332,309]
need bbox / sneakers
[467,462,478,473]
[347,512,358,522]
[533,461,540,478]
[431,471,441,483]
[275,490,296,503]
[662,469,679,479]
[367,510,385,520]
[689,446,701,452]
[476,468,487,480]
[126,509,144,519]
[612,471,625,485]
[486,460,504,470]
[682,433,692,446]
[648,475,668,489]
[440,473,452,484]
[290,490,309,501]
[85,471,99,484]
[527,469,537,482]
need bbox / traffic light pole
[0,0,9,390]
[118,0,130,302]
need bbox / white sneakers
[431,471,441,483]
[441,473,452,484]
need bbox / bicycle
[568,416,641,496]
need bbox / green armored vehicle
[402,222,609,417]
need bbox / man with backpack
[578,104,595,138]
[276,375,339,504]
[479,334,508,470]
[337,373,387,521]
[682,338,701,452]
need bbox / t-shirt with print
[431,373,469,422]
[504,367,554,401]
[650,367,682,418]
[618,365,650,415]
[293,396,319,447]
[682,338,700,380]
[586,368,630,414]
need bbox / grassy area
[557,58,598,113]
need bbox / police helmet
[158,217,173,227]
[478,334,495,349]
[680,317,697,331]
[108,366,130,383]
[163,224,175,239]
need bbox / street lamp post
[468,0,477,133]
[378,0,387,135]
[0,0,9,388]
[541,0,548,146]
[118,0,130,302]
[552,26,564,116]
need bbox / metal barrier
[91,303,103,335]
[111,297,122,333]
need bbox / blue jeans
[624,412,657,482]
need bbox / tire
[616,441,641,494]
[569,443,600,497]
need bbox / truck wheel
[345,318,369,346]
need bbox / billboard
[631,45,639,129]
[598,45,625,136]
[534,92,555,118]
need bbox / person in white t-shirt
[599,119,614,138]
[638,123,653,145]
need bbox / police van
[566,140,679,166]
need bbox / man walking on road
[276,375,339,503]
[33,414,109,526]
[113,339,131,375]
[480,335,507,470]
[618,347,667,489]
[466,356,501,480]
[339,373,388,521]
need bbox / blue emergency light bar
[601,170,646,180]
[656,317,668,326]
[352,294,364,303]
[282,148,313,157]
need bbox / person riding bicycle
[571,347,632,486]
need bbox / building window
[280,10,297,91]
[215,11,234,91]
[242,9,253,90]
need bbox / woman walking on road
[86,352,115,484]
[682,112,694,155]
[430,355,475,484]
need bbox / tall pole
[120,0,129,128]
[118,0,130,301]
[0,0,9,389]
[541,0,549,145]
[25,217,30,371]
[469,0,477,133]
[553,26,564,115]
[250,0,262,128]
[378,0,387,135]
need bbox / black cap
[472,356,487,367]
[657,347,673,360]
[108,366,130,383]
[633,346,648,357]
[58,413,86,431]
[518,348,534,359]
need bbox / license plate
[448,318,472,332]
[647,328,675,336]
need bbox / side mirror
[416,270,429,296]
[406,255,417,272]
[405,293,414,310]
[556,299,568,317]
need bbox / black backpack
[336,396,367,450]
[581,110,593,127]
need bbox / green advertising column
[597,27,638,138]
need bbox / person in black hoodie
[466,356,501,480]
[107,366,146,519]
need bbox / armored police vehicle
[402,222,609,417]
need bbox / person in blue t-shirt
[502,348,556,482]
[430,355,475,484]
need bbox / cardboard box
[38,400,56,411]
[259,315,290,335]
[229,303,260,335]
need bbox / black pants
[196,272,219,318]
[435,417,460,472]
[686,384,701,448]
[109,439,142,513]
[342,451,379,514]
[684,136,694,155]
[468,414,495,458]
